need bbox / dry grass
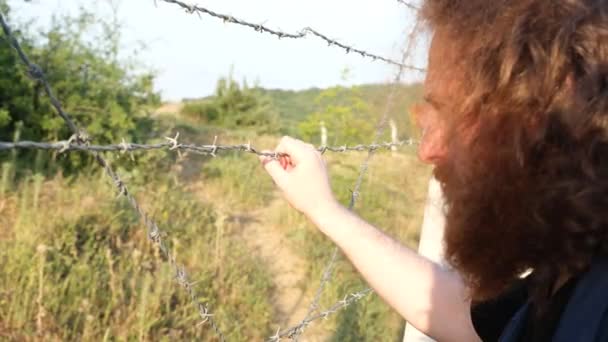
[0,124,430,341]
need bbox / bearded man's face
[415,30,543,301]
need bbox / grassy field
[0,114,430,341]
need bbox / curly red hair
[422,0,608,306]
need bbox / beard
[433,117,553,302]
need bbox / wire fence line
[0,12,227,342]
[2,1,425,340]
[397,0,420,11]
[278,16,425,341]
[0,138,417,156]
[157,0,425,72]
[268,288,374,342]
[279,26,416,342]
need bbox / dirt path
[189,181,329,340]
[241,197,329,341]
[153,102,183,116]
[245,198,309,322]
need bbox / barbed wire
[0,12,226,341]
[268,288,374,341]
[0,137,417,156]
[397,0,420,11]
[156,0,425,72]
[4,1,427,339]
[280,17,425,341]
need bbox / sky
[12,0,428,101]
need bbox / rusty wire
[0,12,226,341]
[156,0,425,72]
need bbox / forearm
[309,203,480,342]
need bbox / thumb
[260,155,288,189]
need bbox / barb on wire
[282,17,425,341]
[0,12,226,341]
[267,288,374,341]
[0,139,417,155]
[397,0,420,11]
[158,0,425,72]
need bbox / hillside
[176,83,423,138]
[259,83,422,137]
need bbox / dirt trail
[241,197,329,341]
[189,180,329,340]
[245,198,308,320]
[153,102,183,116]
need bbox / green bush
[180,73,279,134]
[298,86,375,146]
[181,100,219,123]
[0,3,160,174]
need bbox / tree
[181,72,279,134]
[298,85,375,146]
[0,2,160,171]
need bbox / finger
[263,158,288,189]
[258,151,274,166]
[260,156,273,168]
[275,136,311,164]
[283,155,294,171]
[259,150,288,187]
[259,150,280,168]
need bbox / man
[260,0,608,341]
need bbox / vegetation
[258,83,423,139]
[0,3,159,176]
[180,73,279,135]
[180,79,423,140]
[0,167,275,341]
[0,1,429,341]
[297,85,375,145]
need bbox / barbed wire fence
[0,139,417,155]
[278,16,425,342]
[156,0,425,72]
[397,0,421,11]
[0,0,424,340]
[0,11,227,342]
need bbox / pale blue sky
[12,0,427,101]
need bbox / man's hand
[260,136,480,342]
[260,136,338,219]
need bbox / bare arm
[311,202,479,342]
[261,136,481,342]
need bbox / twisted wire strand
[397,0,420,11]
[0,12,226,341]
[0,139,417,155]
[267,289,374,342]
[3,1,426,339]
[157,0,425,72]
